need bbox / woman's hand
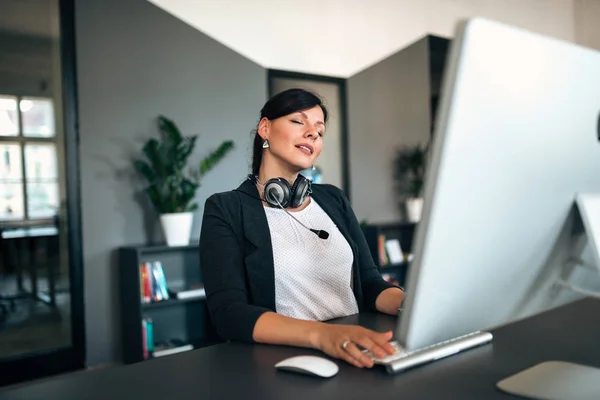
[312,324,397,368]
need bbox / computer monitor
[397,18,600,352]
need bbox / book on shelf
[142,317,154,360]
[141,321,193,359]
[153,343,194,358]
[384,238,404,264]
[377,234,389,265]
[152,338,193,358]
[377,234,412,266]
[169,285,206,300]
[139,261,170,304]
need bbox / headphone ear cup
[263,178,291,208]
[290,175,311,208]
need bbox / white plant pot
[160,212,193,247]
[405,197,424,223]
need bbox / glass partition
[0,0,84,386]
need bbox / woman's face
[259,105,325,173]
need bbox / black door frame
[267,69,351,200]
[0,0,86,387]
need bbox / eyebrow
[299,111,325,126]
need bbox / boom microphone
[234,188,329,240]
[266,187,329,240]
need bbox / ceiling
[147,0,575,78]
[0,0,59,39]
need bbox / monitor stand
[496,196,600,398]
[554,194,600,299]
[496,361,600,400]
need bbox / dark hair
[251,88,329,175]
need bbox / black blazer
[199,178,397,343]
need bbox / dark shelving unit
[118,244,221,364]
[362,222,417,287]
[141,296,205,310]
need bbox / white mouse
[275,355,339,378]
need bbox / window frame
[0,94,58,223]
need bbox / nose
[305,127,318,140]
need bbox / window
[0,94,58,221]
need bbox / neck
[257,163,298,189]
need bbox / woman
[200,88,405,368]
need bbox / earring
[262,139,269,149]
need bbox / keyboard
[362,331,493,373]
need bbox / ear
[257,117,271,140]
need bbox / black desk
[2,298,599,399]
[0,227,59,307]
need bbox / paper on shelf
[385,239,404,264]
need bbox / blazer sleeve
[200,193,271,343]
[337,188,400,311]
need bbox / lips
[295,143,314,155]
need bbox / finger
[372,331,396,355]
[338,351,364,368]
[343,342,374,368]
[355,329,395,355]
[353,336,388,359]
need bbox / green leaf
[393,142,429,198]
[133,116,234,214]
[174,136,197,171]
[145,184,165,213]
[142,138,167,179]
[157,116,198,177]
[133,160,155,183]
[158,115,184,148]
[199,141,235,177]
[179,178,199,211]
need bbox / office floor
[0,273,71,359]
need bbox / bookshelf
[118,244,221,364]
[362,222,417,287]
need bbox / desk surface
[0,226,58,239]
[2,298,599,399]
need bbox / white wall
[149,0,576,78]
[347,37,430,223]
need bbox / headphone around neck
[247,174,312,209]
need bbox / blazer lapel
[311,186,354,248]
[236,180,276,311]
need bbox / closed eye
[292,119,324,137]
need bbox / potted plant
[393,142,429,223]
[134,115,234,246]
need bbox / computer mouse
[275,355,339,378]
